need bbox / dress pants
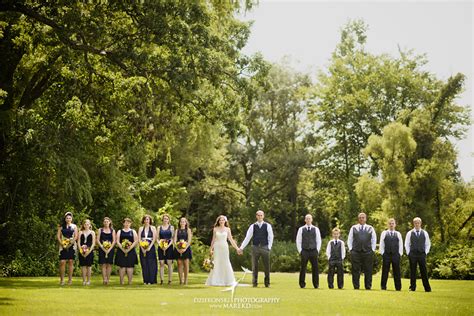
[381,252,401,290]
[351,250,373,289]
[299,249,319,288]
[327,260,344,289]
[409,252,431,291]
[252,245,270,286]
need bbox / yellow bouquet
[61,238,73,249]
[159,239,169,252]
[102,241,112,258]
[121,239,132,257]
[139,240,150,257]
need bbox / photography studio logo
[193,267,281,310]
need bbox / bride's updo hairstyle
[214,215,229,227]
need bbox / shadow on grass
[0,274,210,290]
[0,297,15,305]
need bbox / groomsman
[239,210,274,287]
[326,227,345,289]
[296,214,322,288]
[379,218,403,290]
[348,212,376,290]
[405,217,432,292]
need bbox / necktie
[416,231,419,237]
[361,225,364,231]
[335,240,338,245]
[307,226,310,232]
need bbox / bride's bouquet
[139,240,150,257]
[202,257,214,272]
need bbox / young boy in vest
[326,228,345,289]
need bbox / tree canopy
[0,4,471,278]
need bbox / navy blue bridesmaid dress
[139,227,157,284]
[59,225,75,260]
[78,232,94,266]
[174,229,192,260]
[158,225,174,260]
[114,229,138,267]
[98,228,115,264]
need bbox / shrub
[433,244,473,280]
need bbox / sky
[238,0,473,181]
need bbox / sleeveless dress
[114,229,138,267]
[205,230,236,286]
[174,229,192,260]
[98,228,115,264]
[158,225,174,260]
[79,232,94,266]
[139,227,157,284]
[59,224,76,260]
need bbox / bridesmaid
[78,219,96,285]
[115,218,138,285]
[56,212,78,285]
[97,217,116,285]
[138,215,158,285]
[173,217,192,285]
[157,214,174,285]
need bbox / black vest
[301,226,317,250]
[253,223,268,246]
[353,225,372,252]
[330,240,342,261]
[410,230,426,254]
[384,231,399,254]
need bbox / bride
[205,215,239,286]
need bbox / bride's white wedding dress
[205,230,236,286]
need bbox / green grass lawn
[0,272,472,315]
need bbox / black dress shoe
[265,284,270,288]
[425,289,431,292]
[253,284,258,287]
[381,287,386,290]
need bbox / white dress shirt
[405,229,431,255]
[326,239,346,260]
[347,223,377,251]
[295,225,322,253]
[379,230,403,256]
[240,221,274,250]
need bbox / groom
[238,210,274,287]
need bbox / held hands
[237,248,243,255]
